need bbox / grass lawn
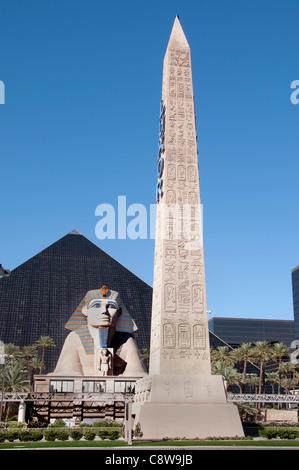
[1,439,299,449]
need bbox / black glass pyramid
[0,231,152,373]
[0,231,265,387]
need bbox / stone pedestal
[132,374,244,439]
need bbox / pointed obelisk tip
[167,14,189,49]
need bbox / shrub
[50,419,66,428]
[109,421,122,428]
[6,430,20,442]
[29,430,43,442]
[0,431,6,442]
[278,429,299,440]
[19,430,32,442]
[259,429,278,439]
[259,428,299,440]
[70,429,83,441]
[84,430,96,441]
[7,415,19,422]
[98,429,109,440]
[94,420,109,427]
[7,422,25,428]
[56,430,69,441]
[44,429,57,441]
[133,422,143,438]
[290,430,299,439]
[108,429,120,440]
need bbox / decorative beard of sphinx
[99,326,110,348]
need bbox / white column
[18,401,26,423]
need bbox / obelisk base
[132,374,244,440]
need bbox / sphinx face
[82,299,121,328]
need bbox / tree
[236,402,258,422]
[251,341,273,395]
[0,360,29,421]
[211,360,240,391]
[281,362,295,394]
[231,343,252,392]
[211,346,234,366]
[265,372,279,394]
[291,372,299,393]
[249,375,260,394]
[35,336,56,374]
[244,374,257,393]
[271,342,290,395]
[4,344,22,360]
[31,356,42,376]
[2,361,29,393]
[22,345,38,389]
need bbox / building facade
[292,266,299,341]
[209,317,294,348]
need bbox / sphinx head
[82,298,122,329]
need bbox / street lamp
[0,354,14,422]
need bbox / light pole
[0,354,14,422]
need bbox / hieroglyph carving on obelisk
[149,16,211,376]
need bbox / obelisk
[132,16,244,439]
[150,15,210,377]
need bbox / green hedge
[56,430,69,441]
[108,429,120,440]
[44,429,58,441]
[84,430,96,441]
[259,428,299,440]
[0,426,122,442]
[70,429,83,441]
[0,429,44,442]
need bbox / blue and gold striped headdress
[65,286,137,355]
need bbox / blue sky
[0,0,299,322]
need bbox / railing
[1,392,134,402]
[2,392,299,404]
[227,393,299,404]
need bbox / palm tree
[291,371,299,393]
[31,356,42,376]
[245,374,257,393]
[251,341,273,395]
[231,372,244,393]
[265,372,279,394]
[22,345,38,390]
[271,342,290,394]
[281,362,295,394]
[4,343,22,360]
[1,361,29,421]
[211,346,234,366]
[236,402,258,422]
[211,360,227,376]
[35,336,56,374]
[211,360,239,391]
[251,375,260,394]
[231,343,252,392]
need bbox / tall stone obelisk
[149,15,210,377]
[132,17,244,439]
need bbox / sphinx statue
[52,286,146,377]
